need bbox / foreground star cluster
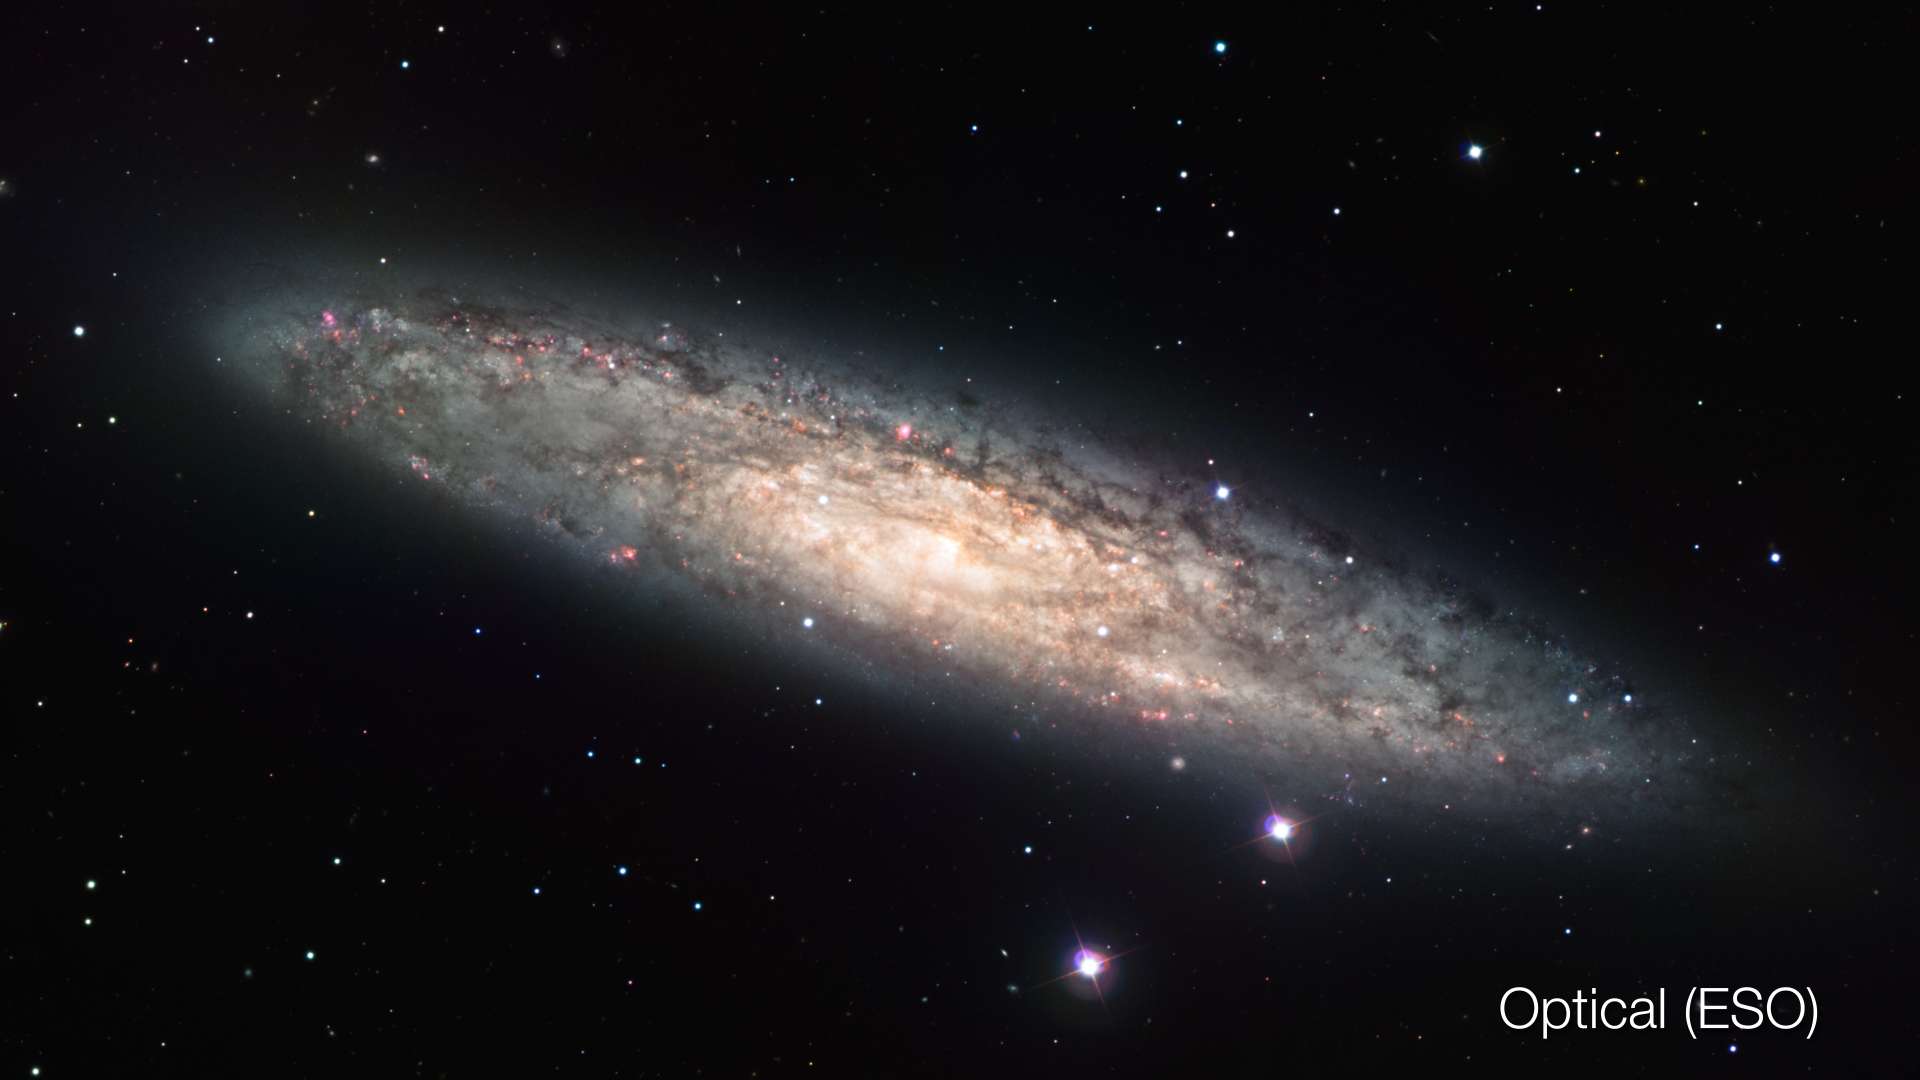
[222,279,1707,827]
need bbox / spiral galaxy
[206,270,1718,835]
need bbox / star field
[1,3,1905,1074]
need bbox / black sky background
[4,3,1910,1075]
